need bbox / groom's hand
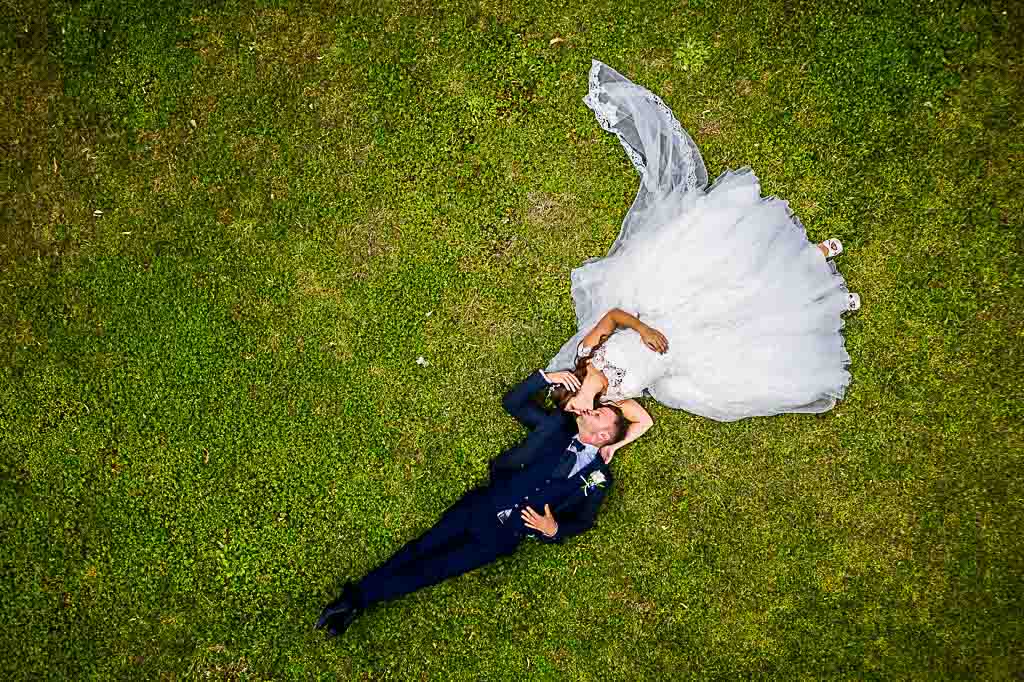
[521,504,558,537]
[546,371,582,392]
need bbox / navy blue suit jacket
[488,371,614,544]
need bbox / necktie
[552,440,584,478]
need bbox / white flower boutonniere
[580,470,607,496]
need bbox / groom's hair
[602,405,628,446]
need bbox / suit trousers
[355,488,520,608]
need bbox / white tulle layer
[550,169,851,421]
[546,62,852,422]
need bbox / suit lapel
[554,455,608,513]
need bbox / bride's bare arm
[581,309,668,354]
[564,363,609,414]
[600,399,654,462]
[580,308,636,348]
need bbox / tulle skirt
[547,61,852,422]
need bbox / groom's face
[578,406,617,444]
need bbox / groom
[315,369,627,638]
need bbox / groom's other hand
[545,371,581,392]
[521,504,558,537]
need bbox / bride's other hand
[599,444,619,463]
[640,325,669,354]
[546,371,581,393]
[564,394,594,414]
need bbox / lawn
[2,0,1021,678]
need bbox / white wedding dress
[547,61,852,422]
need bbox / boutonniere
[580,470,607,496]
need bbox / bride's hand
[599,444,619,463]
[564,394,594,414]
[640,325,669,354]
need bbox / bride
[545,61,859,461]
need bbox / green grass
[2,0,1022,677]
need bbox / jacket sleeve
[489,416,563,481]
[501,370,550,430]
[537,475,613,544]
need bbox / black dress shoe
[323,607,360,639]
[315,583,362,635]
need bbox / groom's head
[576,405,627,447]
